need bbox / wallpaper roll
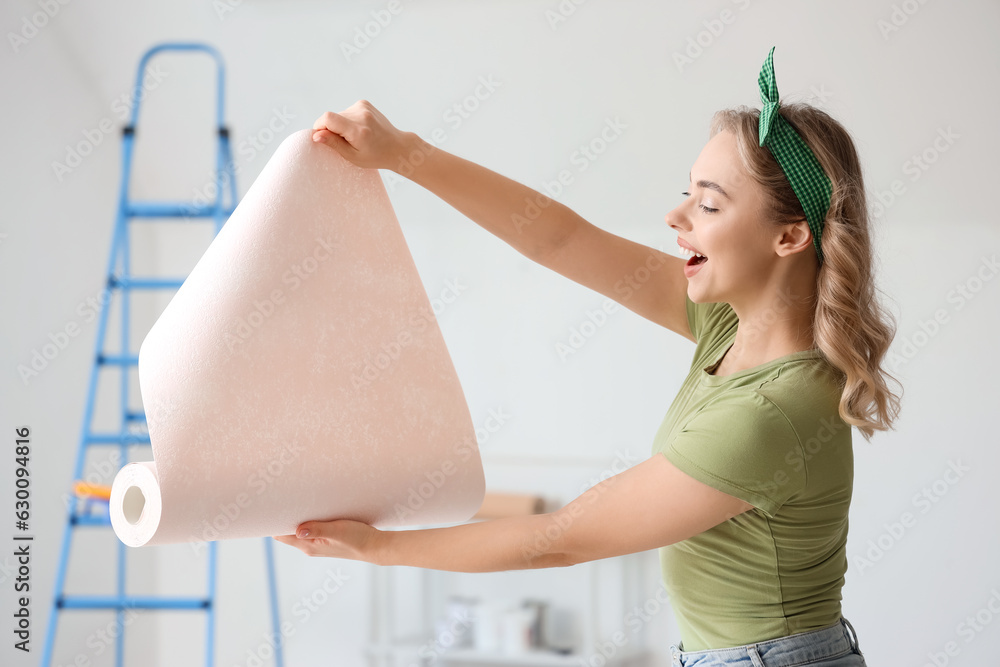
[109,128,485,547]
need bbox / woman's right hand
[311,100,413,171]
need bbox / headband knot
[758,61,780,145]
[756,46,832,264]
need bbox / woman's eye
[681,191,717,214]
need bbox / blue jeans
[669,617,867,666]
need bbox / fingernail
[298,529,310,538]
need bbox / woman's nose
[664,204,690,233]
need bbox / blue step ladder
[41,42,285,667]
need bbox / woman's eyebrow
[689,171,731,200]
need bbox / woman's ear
[774,219,814,258]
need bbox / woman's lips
[683,253,707,278]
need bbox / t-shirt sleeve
[659,390,806,518]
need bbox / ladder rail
[39,109,132,667]
[117,112,132,667]
[127,42,226,131]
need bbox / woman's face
[665,129,777,305]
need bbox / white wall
[2,1,998,665]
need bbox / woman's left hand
[273,519,384,564]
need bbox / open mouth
[678,243,708,267]
[686,254,708,267]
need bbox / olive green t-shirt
[651,295,853,651]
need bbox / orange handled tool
[73,481,112,502]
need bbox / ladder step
[127,201,236,218]
[71,514,112,527]
[126,410,147,423]
[108,276,186,290]
[58,595,211,610]
[85,433,151,446]
[97,354,139,366]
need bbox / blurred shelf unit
[364,548,658,667]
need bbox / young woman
[276,48,901,666]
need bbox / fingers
[312,128,358,160]
[274,521,375,562]
[311,128,335,144]
[312,101,374,139]
[310,100,399,169]
[274,530,319,546]
[312,110,349,134]
[273,533,320,559]
[312,111,363,157]
[311,110,355,149]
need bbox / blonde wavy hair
[710,104,902,441]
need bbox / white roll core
[122,486,146,525]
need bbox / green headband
[757,46,832,264]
